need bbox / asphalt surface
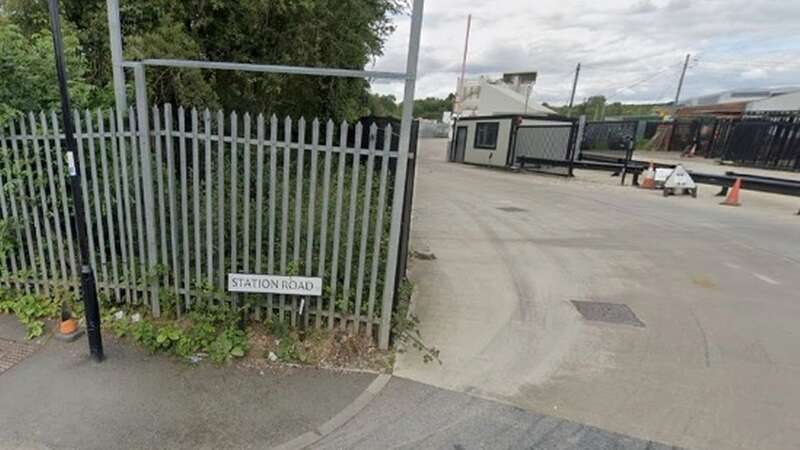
[1,316,675,450]
[395,139,800,450]
[0,327,374,450]
[316,377,677,449]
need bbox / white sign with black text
[227,273,323,296]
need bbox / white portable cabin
[450,114,574,168]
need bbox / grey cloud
[371,0,800,103]
[629,0,659,14]
[666,0,692,11]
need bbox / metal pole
[573,115,586,165]
[48,0,104,362]
[455,14,472,115]
[133,64,160,317]
[567,63,581,117]
[674,53,690,106]
[106,0,127,113]
[380,0,424,350]
[599,99,607,121]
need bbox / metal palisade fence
[0,106,413,348]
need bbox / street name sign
[227,273,323,296]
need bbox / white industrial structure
[454,72,556,117]
[679,87,800,110]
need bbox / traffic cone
[640,162,656,189]
[56,301,83,341]
[720,178,742,207]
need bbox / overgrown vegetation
[0,20,99,124]
[105,298,249,364]
[0,290,59,338]
[1,0,406,121]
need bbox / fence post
[133,63,160,317]
[394,120,419,306]
[379,0,424,350]
[570,115,586,176]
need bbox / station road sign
[227,273,323,296]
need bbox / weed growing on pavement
[392,278,441,364]
[104,296,249,364]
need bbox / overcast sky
[369,0,800,105]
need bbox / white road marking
[725,262,742,270]
[754,273,780,285]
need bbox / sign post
[48,0,104,362]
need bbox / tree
[364,93,401,118]
[0,21,99,124]
[3,0,406,121]
[413,94,454,120]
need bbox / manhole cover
[497,206,527,212]
[0,338,36,375]
[571,301,645,327]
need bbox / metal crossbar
[122,59,408,80]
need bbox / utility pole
[674,53,690,106]
[48,0,104,362]
[455,14,472,115]
[567,63,581,117]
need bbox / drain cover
[571,301,644,327]
[497,206,527,212]
[0,338,36,375]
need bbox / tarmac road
[393,139,800,450]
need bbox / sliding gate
[513,123,578,176]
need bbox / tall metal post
[455,14,472,115]
[48,0,104,362]
[106,0,127,114]
[674,53,690,106]
[567,63,581,117]
[380,0,424,350]
[133,64,160,317]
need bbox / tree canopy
[1,0,406,121]
[363,92,455,120]
[0,20,101,124]
[549,96,665,120]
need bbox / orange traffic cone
[640,162,656,189]
[720,178,742,206]
[56,301,83,341]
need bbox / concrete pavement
[315,377,678,449]
[0,318,676,449]
[396,139,800,450]
[0,325,374,450]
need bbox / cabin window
[474,122,499,149]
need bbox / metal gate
[721,120,800,170]
[580,120,639,161]
[513,124,577,176]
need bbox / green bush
[0,290,60,338]
[106,299,249,364]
